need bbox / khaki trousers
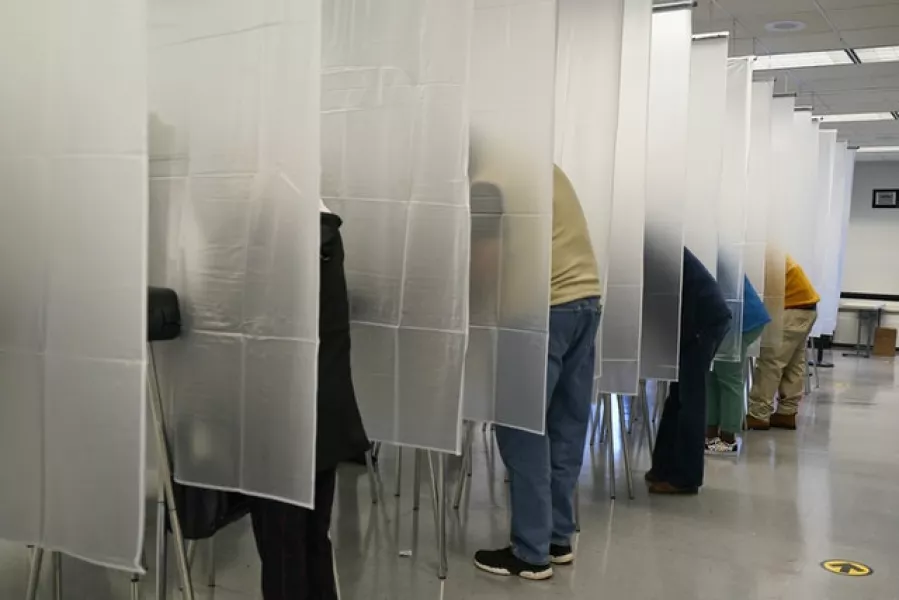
[748,309,817,420]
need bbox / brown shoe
[648,481,699,495]
[770,413,797,430]
[746,415,770,431]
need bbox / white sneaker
[705,439,738,457]
[704,437,720,450]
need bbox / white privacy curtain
[324,0,473,452]
[766,96,796,349]
[817,141,855,334]
[0,0,147,570]
[464,0,555,434]
[811,130,838,337]
[684,35,727,273]
[715,57,753,360]
[745,81,776,355]
[786,111,821,271]
[640,7,692,382]
[598,0,653,396]
[149,0,321,507]
[554,0,625,382]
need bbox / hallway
[1,354,896,599]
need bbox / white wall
[843,161,899,295]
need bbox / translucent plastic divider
[149,0,322,507]
[714,58,753,361]
[464,0,555,434]
[684,35,727,272]
[811,130,838,337]
[323,0,474,453]
[816,137,850,335]
[0,0,147,570]
[745,81,774,356]
[555,0,625,381]
[764,96,795,350]
[640,7,692,382]
[786,111,820,273]
[597,0,653,395]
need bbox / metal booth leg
[52,552,61,600]
[413,450,423,511]
[602,394,616,500]
[147,344,195,600]
[25,547,44,600]
[616,395,635,500]
[640,380,655,457]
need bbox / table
[840,301,886,358]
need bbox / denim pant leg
[548,303,601,546]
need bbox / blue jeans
[495,297,602,565]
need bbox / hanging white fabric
[597,0,653,396]
[0,0,147,570]
[323,0,473,452]
[554,0,625,383]
[817,141,855,334]
[811,130,838,337]
[149,0,321,507]
[463,0,555,433]
[745,80,777,355]
[786,111,821,270]
[640,6,692,382]
[683,35,728,273]
[715,57,753,361]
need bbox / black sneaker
[549,544,574,565]
[473,547,553,580]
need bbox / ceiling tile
[734,11,834,36]
[754,31,845,53]
[841,26,899,47]
[713,0,818,18]
[817,0,899,9]
[826,5,899,30]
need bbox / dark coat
[317,213,369,471]
[680,247,732,343]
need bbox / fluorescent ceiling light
[754,50,852,70]
[817,112,894,123]
[857,146,899,153]
[855,45,899,64]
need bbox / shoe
[770,413,797,430]
[705,439,738,457]
[474,547,553,580]
[705,437,720,450]
[549,544,574,565]
[746,415,770,431]
[648,481,699,495]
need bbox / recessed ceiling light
[765,20,807,33]
[753,50,853,70]
[856,146,899,153]
[817,112,894,123]
[855,45,899,64]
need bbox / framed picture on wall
[872,189,899,208]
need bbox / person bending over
[746,255,818,431]
[474,165,602,581]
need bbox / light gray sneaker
[705,439,738,457]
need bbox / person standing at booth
[474,165,602,580]
[646,247,731,494]
[746,255,819,431]
[705,275,771,456]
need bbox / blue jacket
[742,276,771,333]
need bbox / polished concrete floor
[1,353,897,599]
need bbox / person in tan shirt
[475,166,602,580]
[747,255,819,430]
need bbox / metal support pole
[155,472,168,600]
[453,423,474,510]
[394,446,403,497]
[616,395,635,500]
[603,394,616,500]
[148,345,195,600]
[589,398,602,447]
[52,552,61,600]
[412,450,423,511]
[640,381,654,456]
[437,453,448,580]
[365,450,379,505]
[25,547,44,600]
[206,538,216,588]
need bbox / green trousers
[706,326,766,435]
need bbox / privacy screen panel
[817,141,853,334]
[322,0,473,452]
[745,81,775,355]
[714,58,753,361]
[597,0,652,395]
[640,7,691,382]
[149,0,321,507]
[555,0,624,381]
[811,130,837,338]
[464,0,554,433]
[0,0,147,570]
[684,36,727,273]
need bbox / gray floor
[2,353,898,599]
